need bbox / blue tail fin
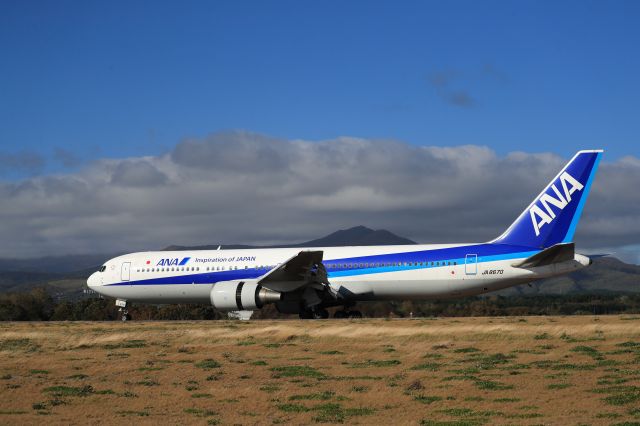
[492,150,603,249]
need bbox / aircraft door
[121,262,131,281]
[465,254,477,275]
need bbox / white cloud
[0,132,637,260]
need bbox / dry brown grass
[1,316,640,425]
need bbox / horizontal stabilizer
[512,243,575,268]
[586,253,609,259]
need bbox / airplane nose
[87,272,99,288]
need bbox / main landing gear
[333,310,362,319]
[299,307,329,319]
[115,299,131,322]
[298,307,363,319]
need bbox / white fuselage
[87,243,590,304]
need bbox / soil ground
[1,316,639,425]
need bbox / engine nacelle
[210,280,281,311]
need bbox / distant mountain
[298,226,416,247]
[0,254,120,275]
[498,256,640,296]
[163,225,416,251]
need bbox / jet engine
[210,280,281,311]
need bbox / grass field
[1,316,639,425]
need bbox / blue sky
[1,0,639,179]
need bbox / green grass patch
[183,408,218,417]
[29,369,49,375]
[319,350,343,355]
[617,341,640,348]
[596,413,623,419]
[250,360,267,366]
[474,380,513,391]
[464,353,516,371]
[504,413,544,419]
[421,421,487,426]
[103,340,146,349]
[138,366,164,372]
[414,395,443,404]
[411,362,441,371]
[191,393,212,398]
[66,374,88,380]
[116,410,149,417]
[43,385,93,397]
[604,393,640,406]
[312,403,374,423]
[423,353,444,359]
[0,338,39,352]
[290,391,335,401]
[547,383,572,390]
[271,365,325,378]
[195,359,221,369]
[277,403,310,413]
[453,347,480,353]
[351,359,401,368]
[494,398,520,402]
[260,384,280,393]
[136,380,159,386]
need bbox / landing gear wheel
[299,310,313,319]
[299,308,329,319]
[347,310,363,319]
[334,310,347,319]
[120,310,131,322]
[313,308,329,319]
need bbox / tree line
[1,288,639,321]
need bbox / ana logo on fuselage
[529,171,584,237]
[156,257,191,267]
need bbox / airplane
[87,150,603,321]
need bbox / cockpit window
[99,265,106,272]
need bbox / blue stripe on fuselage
[105,243,539,287]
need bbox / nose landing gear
[115,299,131,322]
[120,310,131,322]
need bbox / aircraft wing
[258,250,328,292]
[512,243,575,268]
